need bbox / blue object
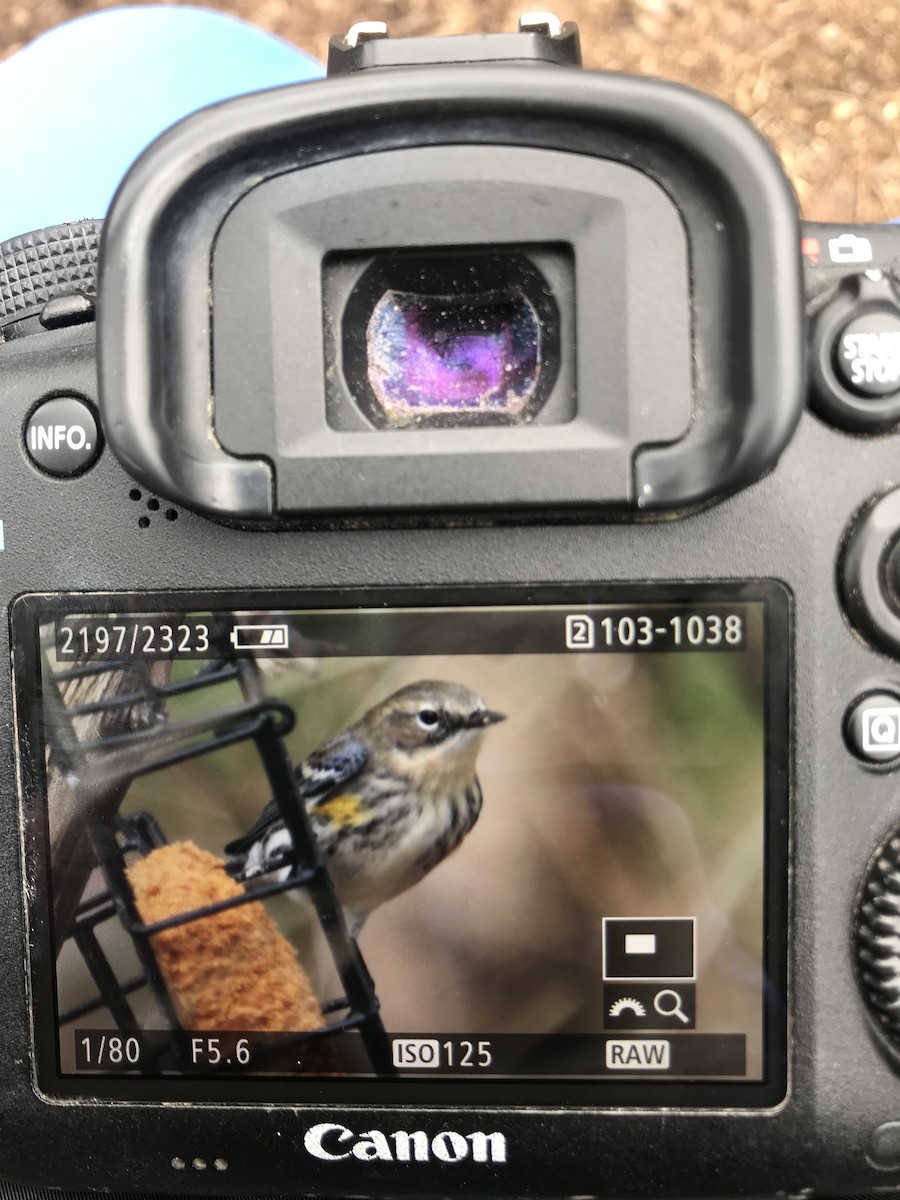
[0,6,324,243]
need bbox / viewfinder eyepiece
[336,249,563,429]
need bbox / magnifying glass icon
[654,989,690,1025]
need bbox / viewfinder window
[327,247,573,430]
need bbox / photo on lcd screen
[32,598,771,1086]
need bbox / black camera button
[844,691,900,766]
[870,1123,900,1172]
[24,396,102,477]
[841,486,900,657]
[39,292,95,331]
[833,310,900,397]
[810,272,900,431]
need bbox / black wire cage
[41,625,393,1079]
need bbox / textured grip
[0,220,102,324]
[856,830,900,1050]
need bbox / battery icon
[229,623,290,650]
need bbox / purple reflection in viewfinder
[367,288,541,426]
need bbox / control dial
[841,486,900,659]
[856,827,900,1058]
[0,221,100,339]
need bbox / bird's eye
[416,708,441,729]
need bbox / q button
[845,692,900,767]
[24,395,102,477]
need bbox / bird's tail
[223,853,245,880]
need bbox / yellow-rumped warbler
[224,680,504,934]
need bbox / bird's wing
[223,730,370,855]
[297,730,370,804]
[223,797,284,856]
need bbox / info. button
[24,395,102,478]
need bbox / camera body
[4,19,900,1200]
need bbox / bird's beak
[467,709,506,728]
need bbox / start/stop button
[834,310,900,397]
[24,395,102,477]
[810,271,900,432]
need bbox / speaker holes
[214,1159,228,1171]
[128,485,181,528]
[171,1158,185,1171]
[192,1159,207,1171]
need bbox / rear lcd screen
[13,586,788,1106]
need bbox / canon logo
[303,1123,507,1164]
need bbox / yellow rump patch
[318,793,369,827]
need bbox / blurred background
[1,0,898,223]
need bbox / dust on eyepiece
[335,248,565,431]
[366,286,542,427]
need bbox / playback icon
[601,918,696,982]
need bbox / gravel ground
[2,0,900,221]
